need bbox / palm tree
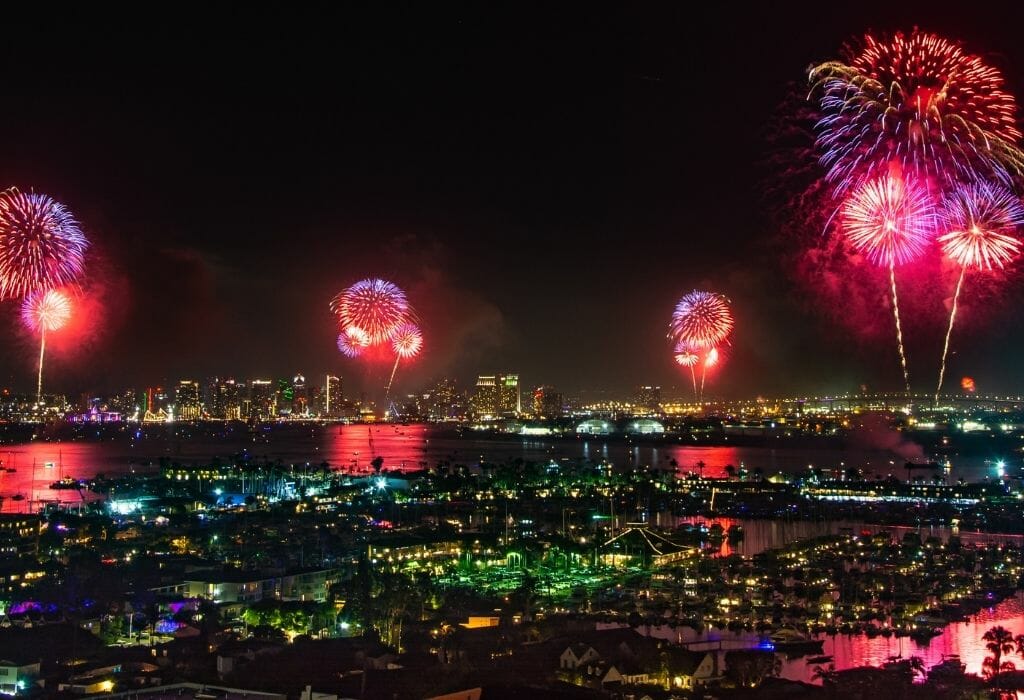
[983,625,1016,688]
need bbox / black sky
[3,3,1024,398]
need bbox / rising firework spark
[673,340,700,396]
[0,190,88,300]
[20,288,71,405]
[935,182,1024,402]
[699,347,720,399]
[669,290,734,349]
[810,30,1024,193]
[841,173,937,391]
[385,322,424,397]
[330,278,411,345]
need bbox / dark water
[0,423,1009,511]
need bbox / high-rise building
[276,379,293,415]
[292,373,308,416]
[532,385,563,418]
[323,375,342,418]
[471,376,498,418]
[249,380,275,422]
[209,378,243,420]
[498,374,520,416]
[176,380,203,421]
[472,373,520,419]
[635,385,662,413]
[426,377,460,421]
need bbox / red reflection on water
[0,443,111,513]
[782,595,1024,683]
[321,423,432,472]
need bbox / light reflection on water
[0,425,1020,676]
[621,595,1024,682]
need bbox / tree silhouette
[983,625,1017,689]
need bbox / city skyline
[7,6,1024,398]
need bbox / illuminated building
[472,376,498,418]
[634,385,662,413]
[291,373,308,416]
[209,378,242,420]
[0,514,40,558]
[175,381,203,421]
[323,375,342,418]
[472,374,520,418]
[276,378,294,415]
[424,377,460,421]
[248,380,274,422]
[498,374,521,416]
[532,385,563,418]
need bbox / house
[0,660,39,695]
[667,649,719,690]
[559,643,599,670]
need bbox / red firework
[391,323,423,359]
[841,173,936,267]
[0,189,89,300]
[811,30,1024,192]
[330,278,411,345]
[669,290,734,349]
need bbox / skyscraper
[209,378,242,420]
[635,385,662,414]
[323,375,342,418]
[472,373,520,419]
[292,373,308,416]
[498,374,520,416]
[471,376,498,418]
[249,380,274,422]
[532,385,563,418]
[176,380,203,421]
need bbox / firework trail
[674,340,699,396]
[934,182,1024,401]
[21,289,71,404]
[0,190,88,300]
[841,172,936,390]
[699,348,719,400]
[809,30,1024,195]
[385,323,423,397]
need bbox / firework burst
[938,182,1024,270]
[935,182,1024,401]
[673,340,700,396]
[391,323,423,359]
[841,173,936,266]
[0,190,88,300]
[669,290,733,349]
[21,288,72,405]
[337,326,370,358]
[841,172,937,391]
[810,30,1024,193]
[330,278,411,345]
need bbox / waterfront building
[175,381,203,421]
[248,380,275,422]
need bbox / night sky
[4,3,1024,398]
